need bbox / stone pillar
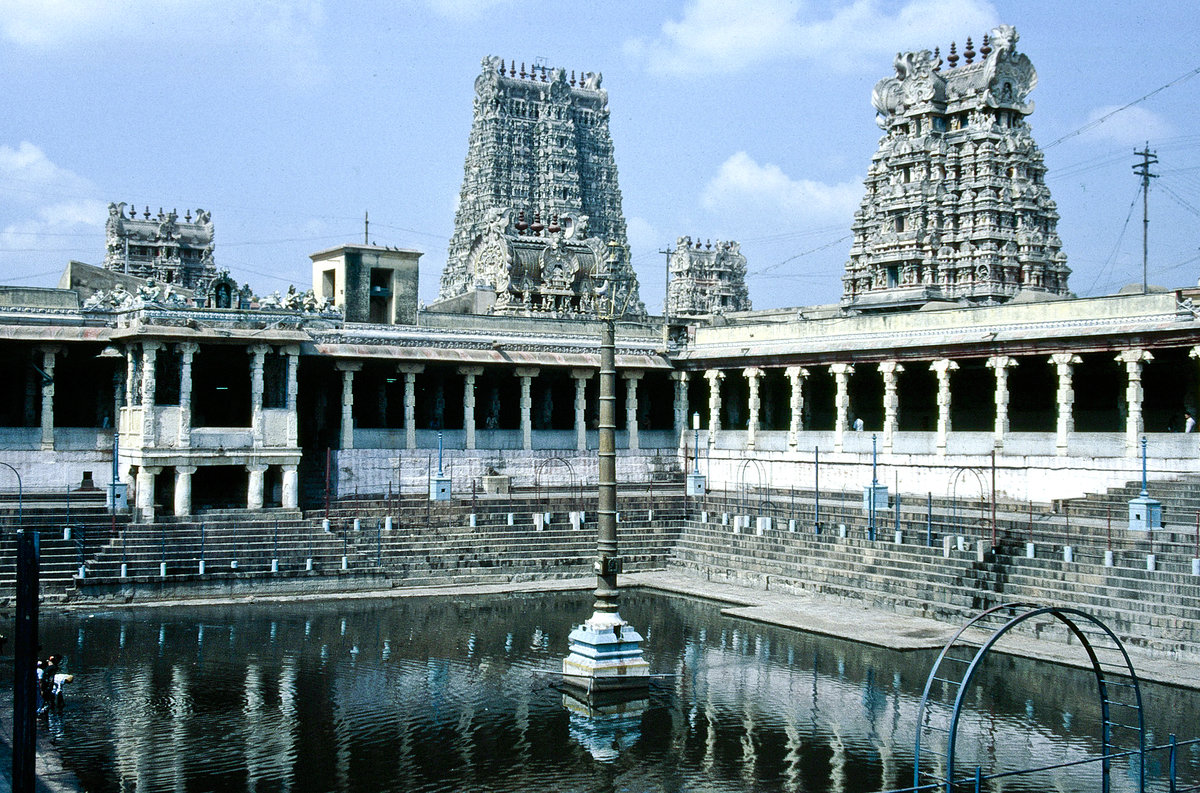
[878,361,904,453]
[249,344,269,448]
[624,371,643,451]
[140,342,161,448]
[515,367,539,451]
[281,465,299,509]
[571,369,591,452]
[459,366,484,450]
[136,466,160,522]
[986,356,1017,450]
[830,363,855,452]
[671,371,689,447]
[1118,349,1153,455]
[178,343,198,449]
[930,358,958,455]
[284,346,300,447]
[174,465,196,517]
[785,366,808,449]
[1049,353,1081,456]
[398,364,424,450]
[246,465,267,510]
[38,347,58,450]
[704,369,724,448]
[334,362,361,450]
[743,367,763,451]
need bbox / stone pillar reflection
[705,369,724,448]
[1118,349,1153,456]
[281,465,298,509]
[38,347,58,450]
[335,362,361,450]
[571,369,591,452]
[459,366,483,450]
[1049,353,1081,456]
[744,367,762,451]
[515,367,539,451]
[141,342,161,448]
[178,343,198,449]
[624,371,643,451]
[930,358,958,455]
[671,371,689,447]
[878,361,903,453]
[986,355,1017,450]
[830,363,855,452]
[174,465,196,517]
[398,364,424,450]
[249,344,269,448]
[247,465,267,510]
[785,365,808,449]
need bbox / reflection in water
[35,592,1200,793]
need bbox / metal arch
[947,467,987,534]
[533,456,580,510]
[735,458,767,516]
[914,602,1146,793]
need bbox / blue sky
[1,0,1197,311]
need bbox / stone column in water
[705,369,724,449]
[785,366,808,450]
[744,367,762,451]
[930,358,958,456]
[830,363,855,453]
[624,371,643,451]
[986,355,1017,450]
[1049,353,1081,456]
[572,369,591,452]
[459,366,483,450]
[1117,349,1153,456]
[516,367,539,451]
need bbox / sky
[1,0,1198,312]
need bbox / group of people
[36,654,73,716]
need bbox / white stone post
[1118,349,1153,456]
[879,360,903,453]
[672,371,689,448]
[141,342,161,448]
[38,347,58,450]
[705,369,724,448]
[174,465,196,517]
[516,366,539,451]
[284,346,300,447]
[930,358,958,456]
[744,367,762,451]
[624,371,643,451]
[986,356,1017,450]
[136,466,160,523]
[281,465,299,509]
[572,369,592,452]
[1050,353,1082,456]
[335,362,361,450]
[459,366,483,450]
[178,342,198,449]
[785,366,808,450]
[398,364,424,450]
[246,465,267,510]
[830,363,855,453]
[249,344,269,448]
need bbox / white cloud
[702,151,860,222]
[1079,105,1176,147]
[0,142,94,206]
[627,0,999,75]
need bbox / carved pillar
[571,369,592,452]
[284,346,300,447]
[671,371,689,447]
[459,366,484,450]
[38,347,58,450]
[704,369,724,448]
[1049,353,1081,456]
[246,464,267,510]
[515,367,539,451]
[178,343,198,449]
[334,362,361,450]
[1118,349,1153,456]
[986,356,1017,450]
[174,465,196,517]
[398,364,424,450]
[281,464,299,509]
[141,342,161,448]
[624,371,643,451]
[830,363,855,453]
[136,466,160,522]
[930,358,958,455]
[784,366,808,449]
[878,361,904,453]
[249,344,269,448]
[742,367,763,451]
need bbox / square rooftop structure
[310,244,421,325]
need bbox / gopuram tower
[842,25,1069,311]
[439,57,645,319]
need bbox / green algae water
[33,591,1200,792]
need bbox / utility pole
[1132,143,1158,295]
[364,211,370,245]
[659,246,673,348]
